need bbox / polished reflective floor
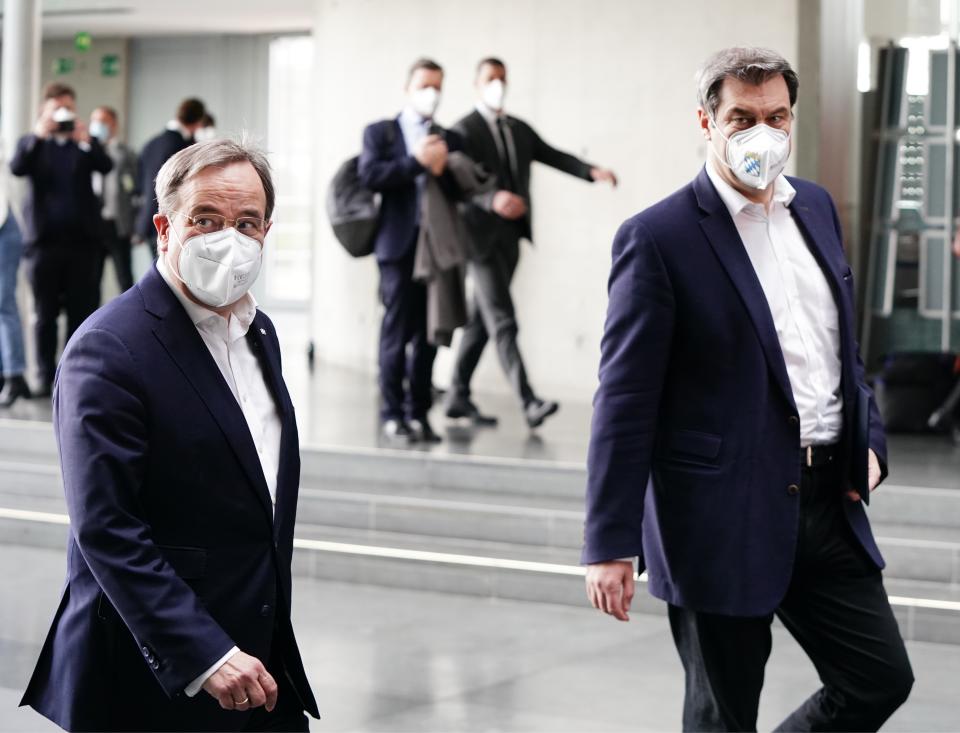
[3,326,958,484]
[4,544,960,732]
[3,310,959,731]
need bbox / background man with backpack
[359,58,463,444]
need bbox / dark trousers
[24,240,99,387]
[97,219,134,296]
[451,237,534,407]
[668,459,913,732]
[378,251,436,422]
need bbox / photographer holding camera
[10,83,112,398]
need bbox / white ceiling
[8,0,314,38]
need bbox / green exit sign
[101,54,120,77]
[53,57,74,75]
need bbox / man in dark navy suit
[21,138,319,732]
[359,58,462,444]
[583,47,912,732]
[135,98,206,257]
[10,83,113,397]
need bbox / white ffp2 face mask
[410,86,441,119]
[169,226,263,308]
[711,120,791,190]
[481,79,506,111]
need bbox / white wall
[312,0,798,402]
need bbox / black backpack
[326,156,378,258]
[326,123,397,258]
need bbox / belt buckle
[805,445,813,467]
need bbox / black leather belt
[801,443,840,469]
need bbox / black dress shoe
[525,398,559,429]
[0,376,31,407]
[445,396,498,427]
[408,417,442,444]
[381,419,414,444]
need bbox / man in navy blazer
[21,139,319,731]
[135,98,206,256]
[359,57,463,444]
[583,48,912,732]
[10,82,113,397]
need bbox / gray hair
[155,135,275,220]
[696,47,799,119]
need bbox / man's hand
[33,101,57,139]
[413,134,448,175]
[846,448,882,502]
[590,167,618,187]
[491,190,528,220]
[952,228,960,258]
[202,650,278,713]
[585,560,635,622]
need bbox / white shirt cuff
[184,646,239,697]
[78,141,91,152]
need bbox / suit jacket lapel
[391,117,406,157]
[788,193,858,412]
[246,316,298,531]
[141,268,274,521]
[468,110,506,179]
[787,197,849,318]
[694,169,797,411]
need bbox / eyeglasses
[170,211,269,238]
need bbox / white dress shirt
[165,119,193,141]
[156,256,282,696]
[705,161,844,445]
[398,106,431,156]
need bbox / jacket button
[787,484,800,495]
[788,415,799,426]
[260,604,271,617]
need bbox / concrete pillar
[2,0,41,156]
[2,0,41,385]
[796,0,864,270]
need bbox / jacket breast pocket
[658,429,723,468]
[157,545,207,580]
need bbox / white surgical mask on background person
[481,79,506,112]
[89,121,110,142]
[410,86,441,119]
[195,127,217,143]
[169,225,263,308]
[710,120,791,190]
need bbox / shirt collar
[475,101,504,125]
[705,158,796,217]
[156,254,258,335]
[165,119,192,141]
[399,106,431,129]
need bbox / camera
[52,106,76,134]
